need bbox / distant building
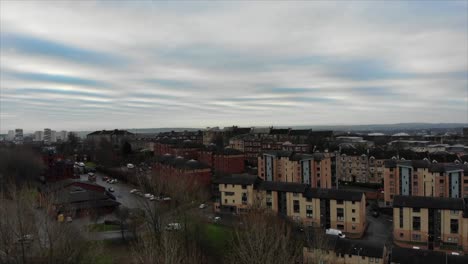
[258,151,333,189]
[7,130,14,141]
[152,154,212,187]
[198,146,245,175]
[34,131,43,141]
[87,129,134,147]
[14,128,23,144]
[336,154,385,184]
[57,130,68,142]
[463,127,468,137]
[44,128,52,144]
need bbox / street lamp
[354,247,363,264]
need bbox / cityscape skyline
[1,1,467,132]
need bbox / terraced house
[392,195,468,254]
[383,160,468,206]
[258,151,333,189]
[214,175,366,236]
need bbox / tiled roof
[393,195,465,210]
[306,188,364,202]
[334,238,384,258]
[390,246,468,264]
[215,174,260,185]
[258,181,309,193]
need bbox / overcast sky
[1,1,467,133]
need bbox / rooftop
[393,195,465,210]
[390,247,468,264]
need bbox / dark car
[372,210,380,217]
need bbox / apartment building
[392,195,468,254]
[152,154,212,187]
[214,175,366,236]
[303,235,385,264]
[198,147,245,175]
[336,154,385,184]
[258,151,332,189]
[154,138,204,160]
[383,160,468,205]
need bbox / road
[361,205,393,243]
[80,173,143,209]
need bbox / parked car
[144,193,153,198]
[103,176,109,181]
[130,189,139,194]
[127,163,135,169]
[165,223,182,231]
[213,216,221,223]
[149,196,157,201]
[108,187,115,192]
[162,197,171,201]
[66,216,73,223]
[199,204,207,209]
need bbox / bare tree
[225,207,303,264]
[303,227,334,264]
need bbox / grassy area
[85,162,97,168]
[88,223,120,232]
[203,223,232,252]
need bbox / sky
[0,0,467,133]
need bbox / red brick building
[154,138,204,159]
[152,154,212,187]
[198,147,245,175]
[40,148,76,182]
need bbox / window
[224,199,227,204]
[412,234,421,241]
[337,200,344,205]
[306,205,313,218]
[450,219,459,234]
[450,210,459,215]
[232,184,235,187]
[293,193,299,197]
[293,200,300,213]
[352,209,356,213]
[352,217,356,222]
[337,208,344,221]
[352,201,355,204]
[337,224,344,230]
[225,192,235,196]
[412,217,421,231]
[242,185,247,189]
[266,190,272,195]
[241,193,248,204]
[413,208,420,213]
[224,184,227,188]
[266,197,272,208]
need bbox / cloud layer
[1,1,467,132]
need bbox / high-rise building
[57,130,68,142]
[7,130,14,141]
[51,130,57,143]
[14,129,23,144]
[34,131,43,141]
[44,128,52,144]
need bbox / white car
[144,193,153,198]
[127,163,135,169]
[162,197,172,201]
[130,189,138,194]
[199,204,207,209]
[214,216,221,223]
[66,216,73,223]
[149,196,157,201]
[108,187,115,192]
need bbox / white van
[326,228,346,238]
